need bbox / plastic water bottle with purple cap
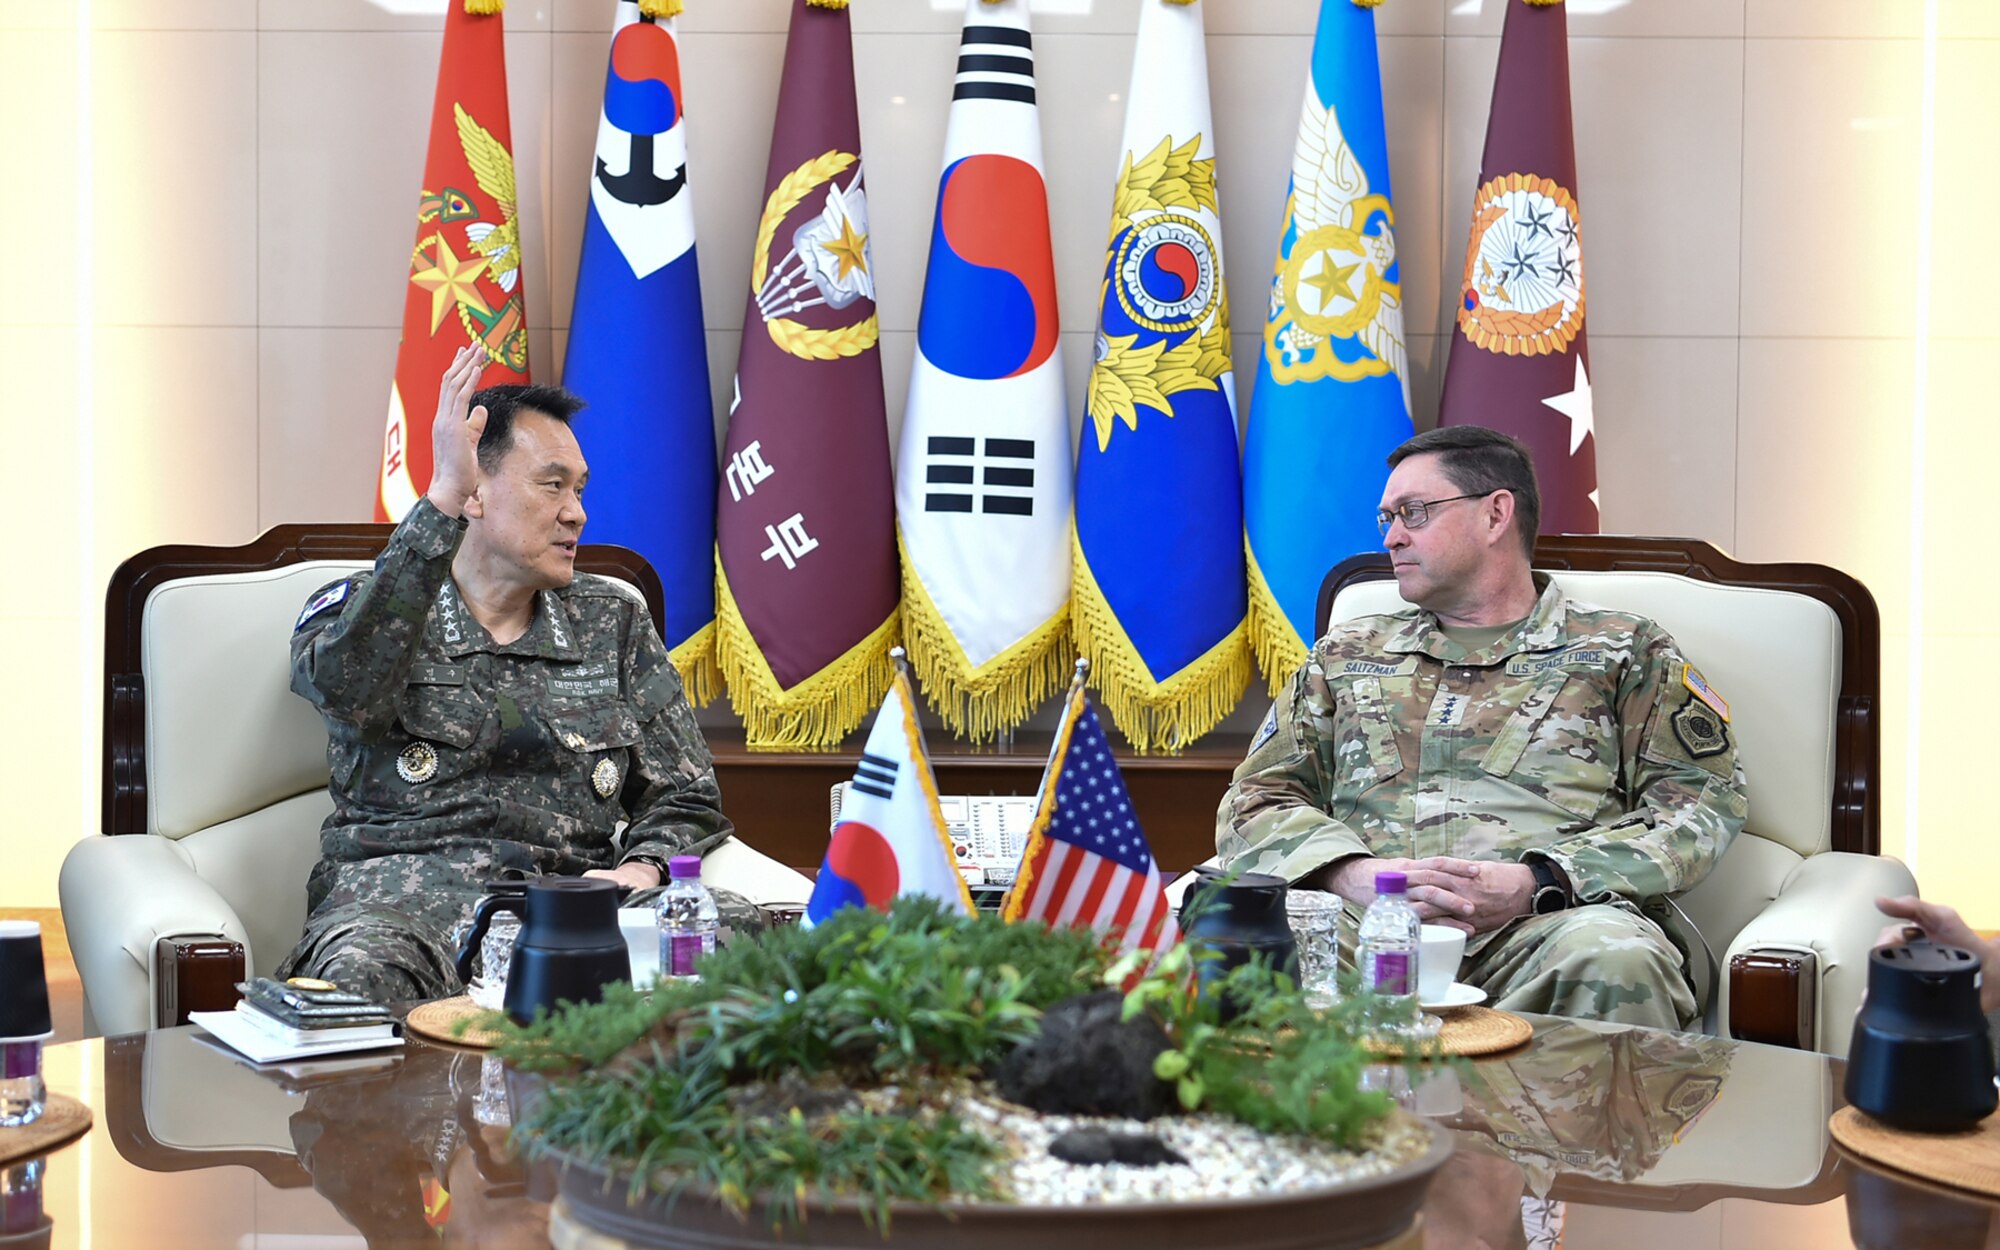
[1356,871,1427,1036]
[656,855,719,981]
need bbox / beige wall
[3,0,1996,923]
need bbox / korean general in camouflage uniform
[1220,427,1747,1030]
[277,349,741,1002]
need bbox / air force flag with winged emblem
[896,0,1072,744]
[1073,0,1249,754]
[562,0,720,702]
[1243,0,1414,688]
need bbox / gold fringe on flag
[897,530,1074,743]
[1071,534,1251,755]
[464,0,503,13]
[888,662,981,914]
[1524,0,1565,6]
[1000,667,1089,923]
[668,620,721,710]
[715,559,899,751]
[806,0,850,9]
[1245,540,1311,699]
[639,0,683,16]
[1162,0,1200,5]
[1351,0,1387,8]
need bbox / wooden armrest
[153,935,245,1028]
[1729,948,1818,1050]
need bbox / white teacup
[1418,924,1468,1003]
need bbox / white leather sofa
[61,526,812,1038]
[1174,536,1914,1056]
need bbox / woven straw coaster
[406,995,510,1050]
[1366,1006,1533,1059]
[1830,1104,2000,1198]
[0,1093,92,1167]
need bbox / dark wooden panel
[1730,949,1818,1050]
[152,935,246,1029]
[712,730,1249,873]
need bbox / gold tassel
[668,620,722,710]
[898,530,1075,742]
[1071,534,1252,755]
[639,0,683,16]
[714,557,899,751]
[1244,540,1311,699]
[1524,0,1565,5]
[1161,0,1200,5]
[806,0,850,9]
[464,0,503,13]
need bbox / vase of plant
[495,900,1454,1249]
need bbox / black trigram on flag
[925,436,1035,516]
[852,752,898,800]
[954,23,1035,105]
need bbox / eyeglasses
[1376,491,1497,536]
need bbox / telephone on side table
[829,783,1037,910]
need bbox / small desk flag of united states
[1002,679,1179,958]
[805,657,974,926]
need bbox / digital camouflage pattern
[278,497,747,1002]
[1219,577,1748,1028]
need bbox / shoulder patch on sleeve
[295,580,350,631]
[1682,663,1730,722]
[1670,692,1731,760]
[1252,702,1280,751]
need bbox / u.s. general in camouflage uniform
[277,496,744,1001]
[1219,575,1748,1030]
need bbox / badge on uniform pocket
[592,758,621,799]
[396,741,441,784]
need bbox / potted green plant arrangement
[493,899,1452,1250]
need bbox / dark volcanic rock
[1048,1128,1189,1168]
[996,990,1173,1120]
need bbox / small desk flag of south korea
[806,650,974,925]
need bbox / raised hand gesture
[425,344,489,518]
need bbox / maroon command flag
[716,0,898,750]
[1437,0,1597,533]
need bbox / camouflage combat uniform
[1218,577,1747,1030]
[277,497,741,1002]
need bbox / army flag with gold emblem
[1438,0,1598,533]
[1073,0,1249,753]
[377,0,532,522]
[1243,0,1414,689]
[895,0,1072,743]
[716,0,898,750]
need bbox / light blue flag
[1243,0,1413,687]
[562,0,719,703]
[1072,0,1249,754]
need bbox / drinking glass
[1285,888,1343,1009]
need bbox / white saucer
[1420,982,1487,1011]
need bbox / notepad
[190,1008,405,1065]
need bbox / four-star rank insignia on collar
[397,741,441,784]
[592,758,621,799]
[1671,693,1730,759]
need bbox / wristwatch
[1527,858,1571,916]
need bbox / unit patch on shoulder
[1682,663,1730,722]
[295,581,350,631]
[1671,692,1730,759]
[1252,703,1280,751]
